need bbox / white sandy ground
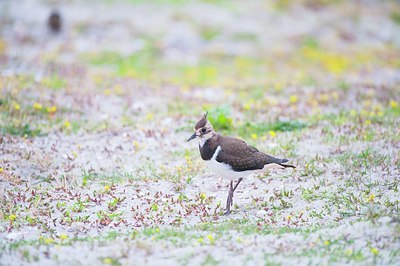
[1,123,399,265]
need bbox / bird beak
[187,132,197,142]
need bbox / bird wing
[216,136,267,172]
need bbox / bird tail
[266,156,296,168]
[279,163,296,168]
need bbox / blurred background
[1,0,399,136]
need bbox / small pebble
[256,210,267,218]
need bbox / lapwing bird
[48,10,62,33]
[188,113,295,215]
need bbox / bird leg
[232,178,243,193]
[224,181,234,215]
[224,178,243,215]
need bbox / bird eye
[201,128,207,133]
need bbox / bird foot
[224,192,233,215]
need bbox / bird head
[187,112,214,142]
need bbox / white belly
[205,146,257,180]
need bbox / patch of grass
[300,156,326,177]
[279,139,298,158]
[167,101,203,119]
[4,221,369,265]
[83,171,141,185]
[195,221,322,236]
[200,26,221,41]
[0,91,87,137]
[201,254,219,266]
[0,123,42,137]
[337,148,389,174]
[238,120,307,136]
[84,49,265,87]
[205,106,306,137]
[302,36,320,50]
[391,11,400,25]
[264,256,282,266]
[312,111,351,126]
[301,187,317,202]
[41,75,67,90]
[207,106,233,131]
[101,257,121,266]
[233,32,258,42]
[142,227,187,241]
[337,80,350,91]
[128,0,190,5]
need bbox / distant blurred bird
[48,10,62,33]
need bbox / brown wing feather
[216,135,267,172]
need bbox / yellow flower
[350,109,357,116]
[331,91,339,100]
[287,215,292,221]
[113,85,123,95]
[345,249,353,256]
[33,102,43,110]
[368,194,375,203]
[185,156,193,167]
[200,193,206,201]
[274,82,283,91]
[207,234,215,244]
[269,131,276,138]
[146,113,154,121]
[323,54,350,74]
[197,237,204,244]
[103,89,112,96]
[251,133,258,140]
[0,167,3,173]
[390,100,398,108]
[133,141,140,149]
[371,247,379,255]
[372,104,382,111]
[104,185,110,192]
[14,103,21,110]
[364,119,371,125]
[103,258,113,264]
[363,99,371,107]
[9,214,17,221]
[243,102,251,111]
[46,106,57,113]
[319,93,329,103]
[289,95,298,104]
[44,237,54,244]
[63,121,71,128]
[324,240,330,246]
[59,234,68,240]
